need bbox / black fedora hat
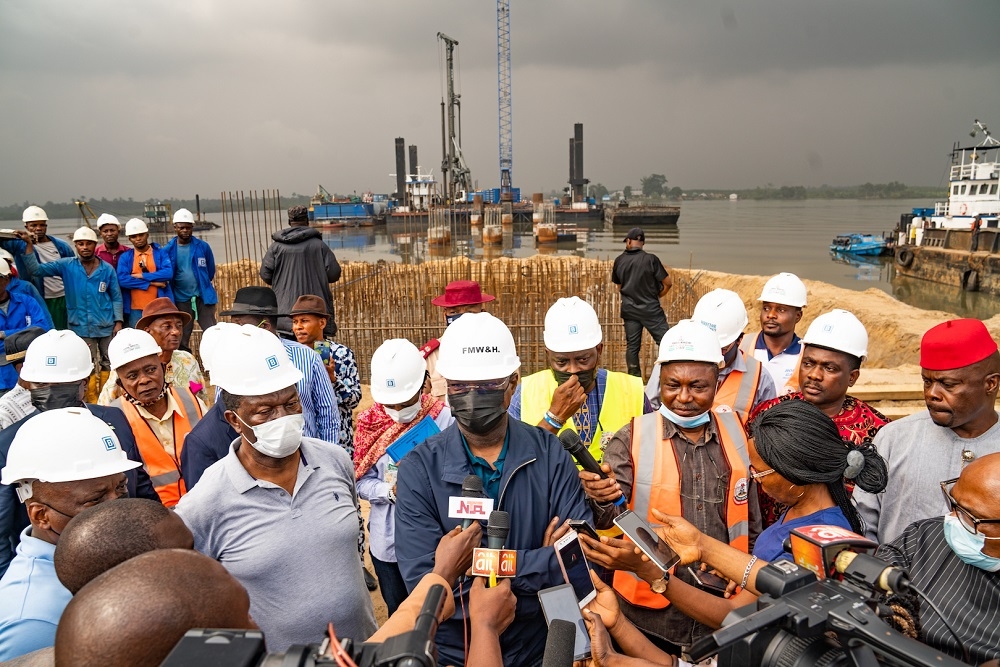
[0,327,46,366]
[220,286,286,317]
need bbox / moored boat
[603,199,680,226]
[830,233,890,256]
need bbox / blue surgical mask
[943,514,1000,572]
[445,313,463,326]
[658,403,711,429]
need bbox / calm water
[10,198,999,318]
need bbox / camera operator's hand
[432,522,482,586]
[542,516,572,547]
[469,577,516,636]
[649,509,703,565]
[578,463,622,504]
[580,534,662,584]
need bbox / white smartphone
[537,584,592,662]
[613,509,680,572]
[554,530,597,607]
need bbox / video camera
[688,525,969,667]
[160,584,448,667]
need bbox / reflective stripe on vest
[112,388,203,507]
[520,369,645,463]
[714,354,763,423]
[613,409,750,609]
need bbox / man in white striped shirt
[0,328,46,429]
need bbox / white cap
[803,309,868,361]
[543,297,603,353]
[198,322,242,373]
[1,407,142,502]
[73,227,99,243]
[370,339,427,404]
[22,206,48,223]
[108,329,162,371]
[209,325,303,396]
[173,208,195,224]
[692,289,748,348]
[655,320,724,366]
[20,330,94,383]
[758,272,807,308]
[96,213,120,229]
[124,218,149,235]
[436,312,521,381]
[0,259,10,278]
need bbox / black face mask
[552,368,597,390]
[448,389,508,435]
[30,383,84,412]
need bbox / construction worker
[165,208,218,349]
[19,226,124,403]
[107,328,205,507]
[422,280,495,398]
[740,272,808,394]
[94,213,130,269]
[0,248,49,317]
[579,319,758,652]
[175,324,376,652]
[0,328,46,429]
[646,289,777,423]
[0,408,140,660]
[0,258,52,395]
[510,296,650,463]
[116,218,173,328]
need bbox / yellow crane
[74,200,98,229]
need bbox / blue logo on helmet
[569,325,578,335]
[266,355,278,370]
[45,356,57,366]
[102,436,116,451]
[386,379,396,388]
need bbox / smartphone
[688,566,730,596]
[566,519,600,541]
[537,584,591,662]
[613,510,680,572]
[554,531,597,607]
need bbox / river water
[8,198,998,319]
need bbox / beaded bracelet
[741,555,758,590]
[543,411,564,429]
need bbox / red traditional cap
[920,319,998,371]
[430,280,496,308]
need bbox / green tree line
[0,194,313,222]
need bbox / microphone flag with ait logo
[472,511,517,581]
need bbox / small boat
[830,233,889,256]
[603,199,680,226]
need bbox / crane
[496,0,513,201]
[437,32,472,203]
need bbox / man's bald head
[55,550,254,667]
[54,498,193,594]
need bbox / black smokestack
[569,138,576,184]
[574,123,584,185]
[409,145,418,179]
[395,137,406,205]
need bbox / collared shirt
[174,437,376,652]
[281,339,339,444]
[644,351,777,411]
[98,350,207,406]
[0,527,72,661]
[461,429,510,500]
[611,248,669,320]
[0,385,33,431]
[172,243,199,301]
[95,242,130,269]
[134,390,185,458]
[749,331,802,392]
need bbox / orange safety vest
[613,408,750,609]
[714,353,764,424]
[112,387,203,507]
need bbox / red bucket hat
[920,318,998,371]
[431,280,496,308]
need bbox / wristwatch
[387,488,397,504]
[650,573,669,594]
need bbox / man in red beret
[856,318,1000,544]
[419,281,495,398]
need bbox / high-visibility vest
[521,369,645,463]
[613,409,750,609]
[740,332,801,396]
[714,353,764,424]
[112,387,203,507]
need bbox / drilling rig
[437,32,473,204]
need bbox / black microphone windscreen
[487,510,510,549]
[541,619,577,667]
[462,474,484,496]
[557,429,582,449]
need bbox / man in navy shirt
[611,228,672,378]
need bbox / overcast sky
[2,0,999,205]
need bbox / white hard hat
[655,319,724,366]
[198,322,242,373]
[124,218,149,235]
[22,206,48,223]
[543,297,603,353]
[108,329,162,371]
[21,330,94,383]
[436,312,521,382]
[96,213,120,229]
[209,325,303,396]
[73,227,99,243]
[1,407,142,502]
[370,339,427,404]
[692,289,748,348]
[0,259,10,278]
[758,272,807,308]
[803,309,868,361]
[0,249,12,264]
[173,208,195,224]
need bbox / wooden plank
[878,405,924,420]
[851,385,923,401]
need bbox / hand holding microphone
[432,522,482,587]
[559,430,625,507]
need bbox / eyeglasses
[941,478,1000,536]
[446,377,512,396]
[749,464,775,482]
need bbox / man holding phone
[579,320,760,652]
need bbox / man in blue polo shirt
[740,272,808,395]
[165,209,217,350]
[0,258,52,395]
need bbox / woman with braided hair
[618,399,888,629]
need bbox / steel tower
[497,0,513,200]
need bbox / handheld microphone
[785,524,878,580]
[558,429,625,507]
[834,550,912,594]
[541,619,577,667]
[487,510,510,549]
[472,510,517,581]
[461,475,485,530]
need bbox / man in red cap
[856,318,1000,544]
[420,280,495,398]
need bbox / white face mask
[238,413,304,459]
[385,401,422,424]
